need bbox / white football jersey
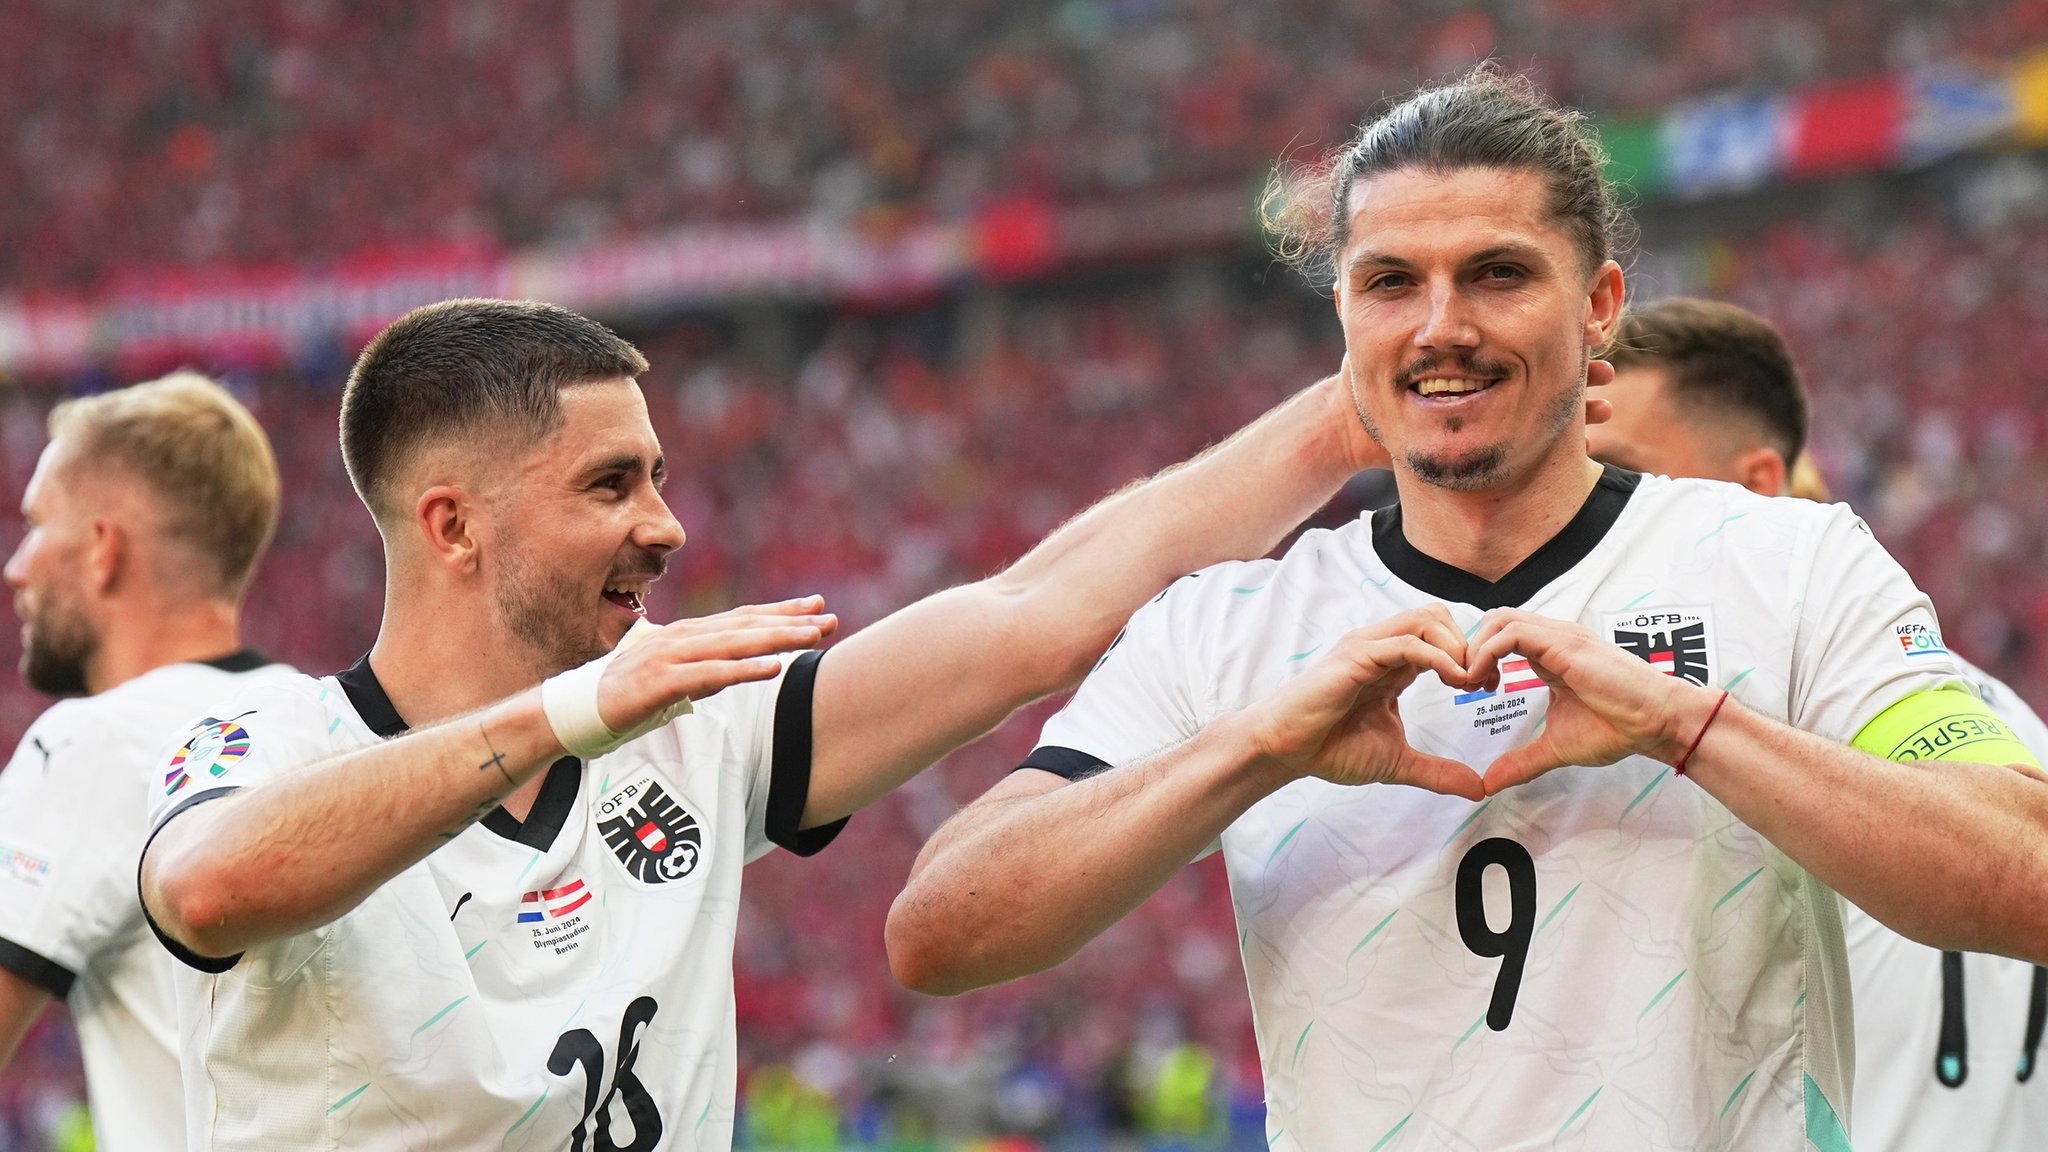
[1845,654,2048,1152]
[142,651,841,1152]
[0,652,289,1152]
[1030,469,1966,1151]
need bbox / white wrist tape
[540,618,692,760]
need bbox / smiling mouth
[1410,377,1502,400]
[602,584,648,615]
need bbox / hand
[1332,356,1614,473]
[1241,605,1485,799]
[1463,607,1710,794]
[597,596,839,733]
[1584,357,1614,428]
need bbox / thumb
[1482,736,1566,796]
[1394,749,1486,800]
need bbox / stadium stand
[4,0,2040,293]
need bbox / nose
[3,537,29,591]
[635,490,686,556]
[1414,282,1481,353]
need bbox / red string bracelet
[1673,689,1731,777]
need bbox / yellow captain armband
[1850,687,2044,767]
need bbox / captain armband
[1850,687,2043,767]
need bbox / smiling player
[886,68,2048,1150]
[135,297,1393,1150]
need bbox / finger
[1585,358,1615,390]
[660,612,837,639]
[1395,750,1486,801]
[672,596,828,628]
[1482,738,1567,795]
[1360,635,1466,689]
[1583,396,1613,427]
[661,625,826,663]
[670,657,787,702]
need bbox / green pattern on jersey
[1803,1074,1852,1152]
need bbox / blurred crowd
[11,0,2048,294]
[4,190,2048,1144]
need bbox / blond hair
[48,371,280,597]
[1786,452,1831,502]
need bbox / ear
[1732,447,1788,498]
[84,519,124,596]
[415,484,484,574]
[1584,259,1625,350]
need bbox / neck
[86,596,245,695]
[367,576,558,821]
[1392,445,1605,582]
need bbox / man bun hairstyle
[1263,63,1632,285]
[1609,296,1809,466]
[341,298,649,517]
[48,371,280,598]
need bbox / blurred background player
[0,373,287,1152]
[1588,295,2048,1152]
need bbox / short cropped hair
[341,298,649,517]
[48,371,280,597]
[1609,297,1808,465]
[1264,63,1631,284]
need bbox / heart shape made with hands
[1251,605,1702,801]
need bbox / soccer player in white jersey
[0,372,289,1152]
[1585,295,2048,1152]
[129,296,1428,1151]
[885,68,2048,1151]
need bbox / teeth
[1415,378,1492,397]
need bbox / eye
[1365,272,1411,292]
[592,473,627,494]
[1480,264,1525,283]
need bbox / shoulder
[1628,473,1844,533]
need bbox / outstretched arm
[142,605,829,960]
[801,371,1374,828]
[887,607,1483,994]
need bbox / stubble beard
[1358,350,1588,493]
[20,590,97,697]
[494,541,612,680]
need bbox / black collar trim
[199,649,272,674]
[333,653,581,849]
[1370,465,1641,610]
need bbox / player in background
[1585,295,2048,1152]
[885,68,2048,1150]
[131,297,1454,1151]
[0,373,290,1152]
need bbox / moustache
[607,548,669,584]
[1393,354,1513,389]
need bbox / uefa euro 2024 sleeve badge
[595,767,704,884]
[163,714,255,797]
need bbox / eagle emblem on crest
[597,776,703,884]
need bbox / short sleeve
[1787,507,1964,744]
[145,685,329,829]
[1028,575,1212,778]
[0,708,137,997]
[703,649,844,864]
[139,678,343,973]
